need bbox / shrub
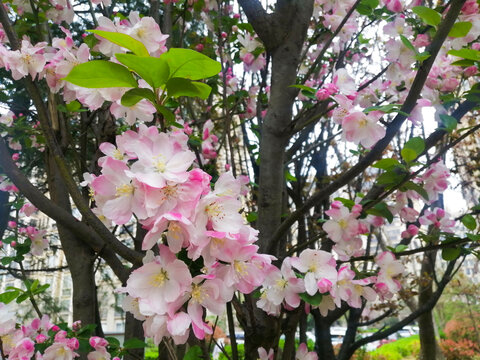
[440,338,480,360]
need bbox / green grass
[368,335,420,360]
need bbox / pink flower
[260,257,304,308]
[291,249,337,296]
[128,131,196,189]
[296,343,318,360]
[258,347,274,360]
[333,266,377,308]
[375,252,404,299]
[110,99,156,126]
[342,111,386,148]
[333,68,356,97]
[419,208,455,233]
[20,203,37,217]
[125,245,192,316]
[5,40,47,80]
[421,161,449,203]
[409,99,431,126]
[43,342,79,360]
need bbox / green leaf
[162,48,221,80]
[401,137,425,163]
[401,181,429,201]
[356,0,379,14]
[285,170,297,182]
[400,35,416,53]
[33,284,50,295]
[121,88,156,107]
[415,52,431,63]
[442,247,461,261]
[0,290,19,304]
[366,202,394,223]
[467,233,480,242]
[66,100,82,112]
[439,114,457,133]
[16,292,29,303]
[299,292,323,306]
[448,22,472,38]
[376,170,404,186]
[412,6,441,27]
[123,338,148,349]
[447,49,480,61]
[88,30,149,56]
[289,84,315,93]
[183,345,203,360]
[395,244,408,253]
[165,78,212,99]
[64,61,137,88]
[333,197,356,209]
[461,214,477,231]
[372,158,401,170]
[1,256,14,266]
[157,105,175,124]
[246,212,258,223]
[106,337,121,348]
[76,324,97,335]
[451,59,476,67]
[115,54,170,88]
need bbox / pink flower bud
[435,208,446,218]
[225,164,231,171]
[195,43,204,52]
[407,224,419,236]
[51,325,60,332]
[472,43,480,51]
[11,241,16,247]
[315,89,330,101]
[11,153,19,161]
[233,13,240,19]
[67,338,79,350]
[317,278,332,293]
[72,320,82,331]
[464,65,477,77]
[35,334,48,343]
[221,32,228,38]
[0,241,3,247]
[8,221,16,228]
[232,25,238,32]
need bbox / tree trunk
[46,152,99,359]
[238,1,314,358]
[312,309,336,360]
[418,251,444,360]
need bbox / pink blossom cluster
[256,248,404,317]
[419,208,456,233]
[8,0,73,23]
[18,226,49,256]
[201,120,218,160]
[323,201,368,260]
[0,14,167,123]
[237,32,266,72]
[82,124,273,345]
[0,306,119,360]
[421,161,450,203]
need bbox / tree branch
[0,137,142,267]
[238,0,275,49]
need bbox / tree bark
[418,251,444,360]
[46,152,99,359]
